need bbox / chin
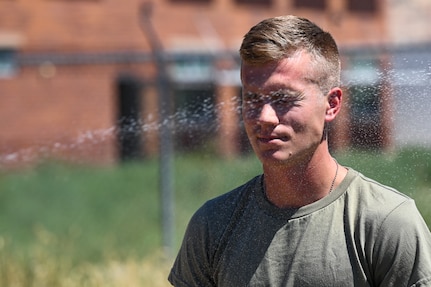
[258,150,294,165]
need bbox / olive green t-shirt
[169,169,431,286]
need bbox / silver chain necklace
[329,158,339,193]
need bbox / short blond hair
[240,15,340,94]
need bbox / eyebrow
[269,89,305,100]
[244,89,305,101]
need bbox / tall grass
[0,147,430,286]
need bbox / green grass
[0,161,162,263]
[0,148,430,285]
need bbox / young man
[168,15,431,286]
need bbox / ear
[325,87,342,123]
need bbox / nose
[258,103,279,126]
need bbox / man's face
[241,52,329,167]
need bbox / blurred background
[0,0,431,286]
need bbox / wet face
[241,52,330,167]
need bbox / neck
[262,149,344,209]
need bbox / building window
[174,86,217,151]
[0,49,17,78]
[347,0,377,13]
[169,56,213,85]
[235,0,272,6]
[293,0,326,9]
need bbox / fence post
[139,2,175,258]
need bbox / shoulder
[169,175,262,285]
[343,169,431,285]
[345,167,429,234]
[349,169,409,199]
[344,169,412,217]
[190,175,262,232]
[342,168,429,250]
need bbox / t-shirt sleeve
[372,199,431,286]
[168,205,216,287]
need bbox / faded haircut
[239,15,341,95]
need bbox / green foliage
[337,147,431,189]
[0,161,162,264]
[0,147,430,284]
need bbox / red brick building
[0,0,396,167]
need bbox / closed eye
[269,90,304,110]
[243,92,264,108]
[242,89,304,112]
[269,89,304,103]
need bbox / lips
[257,135,288,143]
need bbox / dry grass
[0,252,172,287]
[0,228,173,287]
[60,256,172,287]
